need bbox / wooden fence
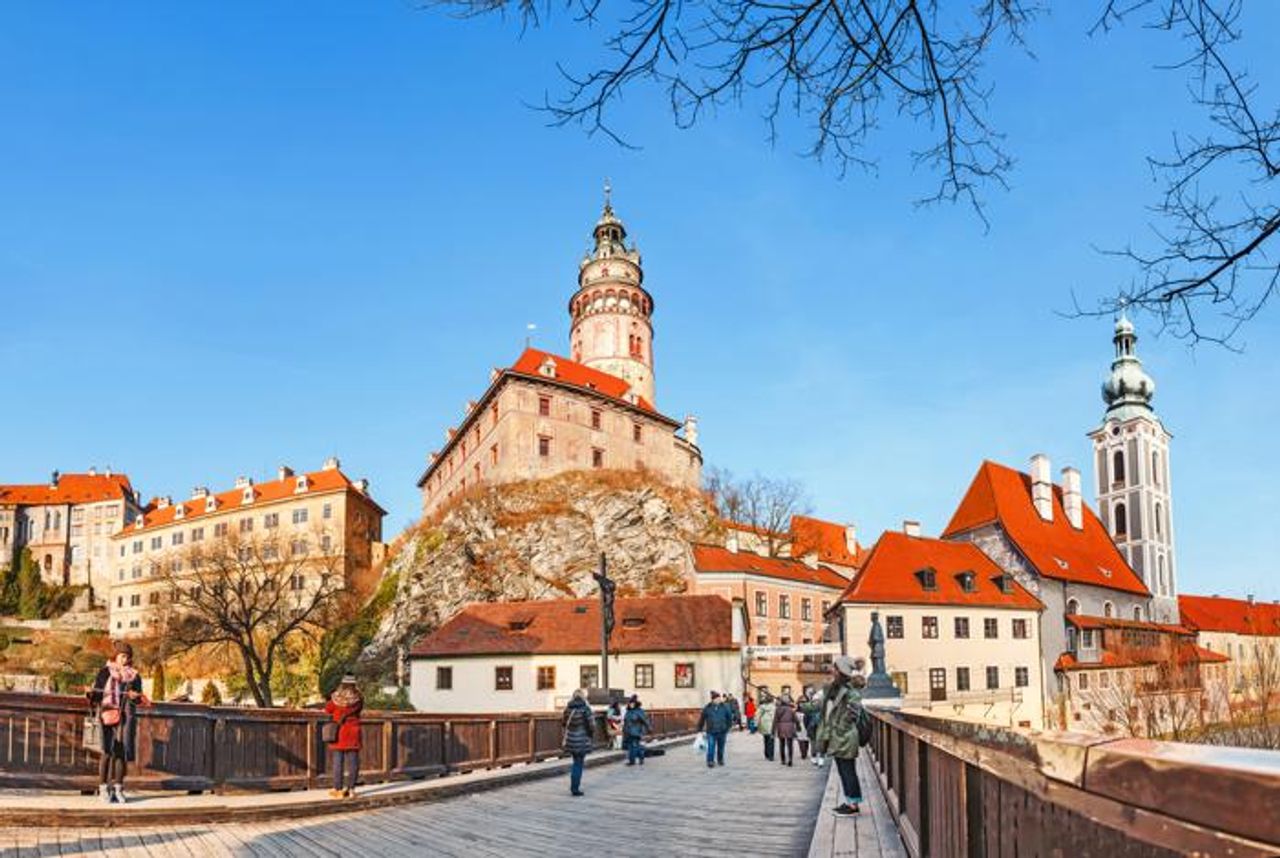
[0,691,699,793]
[864,706,1280,857]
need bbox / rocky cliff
[362,470,718,676]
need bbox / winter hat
[340,674,358,685]
[112,640,134,659]
[833,655,866,678]
[709,690,721,699]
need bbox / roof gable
[0,473,134,506]
[789,515,868,568]
[1179,594,1280,637]
[942,461,1148,596]
[511,348,659,413]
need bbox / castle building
[0,470,141,595]
[107,458,385,637]
[417,194,701,517]
[1088,315,1179,622]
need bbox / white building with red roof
[0,469,141,594]
[1179,594,1280,694]
[416,193,701,517]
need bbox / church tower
[568,184,656,406]
[1088,315,1179,623]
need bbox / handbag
[82,715,104,753]
[100,707,122,727]
[322,710,352,744]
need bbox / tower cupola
[1101,313,1156,419]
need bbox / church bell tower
[568,183,656,406]
[1087,315,1179,623]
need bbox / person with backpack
[755,691,777,761]
[743,693,757,733]
[695,690,733,768]
[623,695,652,765]
[815,655,871,816]
[773,692,799,766]
[797,687,818,761]
[323,674,364,799]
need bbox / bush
[200,682,223,706]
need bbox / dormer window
[539,357,557,378]
[915,567,937,591]
[995,575,1014,594]
[956,571,976,593]
[295,475,309,493]
[205,496,217,513]
[174,505,186,520]
[241,487,254,505]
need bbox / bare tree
[705,467,810,556]
[149,527,348,708]
[435,0,1275,343]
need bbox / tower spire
[603,177,612,214]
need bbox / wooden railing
[865,707,1280,857]
[0,691,699,793]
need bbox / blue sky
[1,3,1276,601]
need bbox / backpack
[853,702,872,747]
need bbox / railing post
[382,718,394,778]
[918,739,930,857]
[443,720,453,774]
[305,717,316,790]
[212,713,226,794]
[527,715,536,762]
[488,719,497,765]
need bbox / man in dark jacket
[696,690,733,768]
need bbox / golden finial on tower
[603,177,613,213]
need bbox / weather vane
[603,177,612,209]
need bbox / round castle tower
[569,185,656,406]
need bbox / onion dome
[1101,313,1156,418]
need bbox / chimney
[278,465,294,481]
[845,523,858,554]
[156,496,171,510]
[49,470,59,489]
[1248,594,1255,604]
[105,467,113,478]
[234,476,252,489]
[88,466,97,477]
[1030,454,1053,522]
[322,456,341,471]
[1061,467,1083,530]
[466,400,477,414]
[903,520,921,537]
[726,530,739,553]
[801,550,819,569]
[684,415,699,447]
[191,486,209,500]
[356,478,369,495]
[446,427,456,441]
[490,367,501,382]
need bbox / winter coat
[727,697,741,720]
[744,698,757,720]
[562,698,596,755]
[799,698,821,735]
[772,701,798,739]
[324,698,364,751]
[88,665,142,762]
[756,700,777,735]
[814,681,862,760]
[697,701,733,734]
[623,707,652,739]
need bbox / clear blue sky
[1,3,1276,601]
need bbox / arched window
[1133,605,1143,621]
[1066,598,1080,616]
[42,554,52,572]
[1155,503,1163,538]
[1157,556,1166,595]
[1104,601,1114,618]
[1152,451,1161,486]
[1114,503,1128,539]
[1113,450,1126,485]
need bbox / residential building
[789,515,869,576]
[836,529,1045,728]
[0,469,140,595]
[406,595,746,713]
[1179,594,1280,693]
[416,194,701,517]
[690,540,847,697]
[106,458,384,636]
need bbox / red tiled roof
[1178,594,1280,637]
[838,531,1042,610]
[1055,642,1229,671]
[723,520,789,540]
[510,348,658,413]
[114,468,384,535]
[692,544,849,590]
[409,595,737,658]
[0,473,133,506]
[942,461,1148,596]
[1065,615,1192,636]
[790,515,868,569]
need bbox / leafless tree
[1197,636,1280,748]
[435,0,1275,343]
[148,527,348,708]
[705,467,810,556]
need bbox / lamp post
[591,553,616,694]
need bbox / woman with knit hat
[815,655,868,816]
[324,674,364,798]
[86,640,144,804]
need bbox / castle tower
[1087,315,1179,623]
[569,183,656,405]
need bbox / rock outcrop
[363,470,718,675]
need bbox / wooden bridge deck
[0,733,905,857]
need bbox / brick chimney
[1030,454,1053,522]
[903,520,921,537]
[1061,466,1083,530]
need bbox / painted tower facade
[1087,316,1178,623]
[569,188,657,406]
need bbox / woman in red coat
[324,674,364,798]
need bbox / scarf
[332,684,363,708]
[105,661,138,710]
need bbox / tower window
[1152,451,1161,486]
[1066,599,1079,616]
[1113,503,1127,539]
[1155,503,1163,538]
[1112,451,1125,485]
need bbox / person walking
[756,691,777,761]
[696,690,733,768]
[726,693,742,731]
[87,640,144,804]
[623,695,652,765]
[324,674,364,799]
[744,693,757,733]
[562,689,595,796]
[773,692,799,766]
[606,700,625,750]
[815,655,869,816]
[797,688,817,761]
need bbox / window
[490,444,499,466]
[1015,667,1029,688]
[956,667,971,691]
[1078,673,1089,691]
[436,667,453,690]
[1103,601,1114,618]
[132,540,142,554]
[929,668,947,701]
[150,536,162,550]
[495,666,513,691]
[779,595,791,619]
[1113,450,1125,485]
[922,616,939,638]
[538,396,550,417]
[580,664,599,689]
[1012,618,1029,639]
[821,600,831,618]
[984,618,999,639]
[171,532,184,546]
[538,436,551,458]
[801,598,812,621]
[292,509,309,525]
[239,518,253,534]
[536,666,556,691]
[1066,598,1080,616]
[634,663,654,689]
[755,591,768,617]
[130,594,141,607]
[1099,671,1111,689]
[954,617,970,639]
[592,448,604,469]
[674,663,695,688]
[1155,503,1163,538]
[290,539,308,557]
[264,513,279,529]
[1114,502,1127,539]
[591,409,601,430]
[321,534,332,553]
[917,568,937,590]
[289,574,305,590]
[214,522,228,537]
[192,527,204,543]
[957,571,976,593]
[632,424,642,443]
[323,503,333,520]
[986,666,999,690]
[1082,629,1096,648]
[887,616,904,638]
[1133,605,1143,621]
[1152,450,1161,486]
[779,636,791,661]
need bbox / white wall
[408,650,741,713]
